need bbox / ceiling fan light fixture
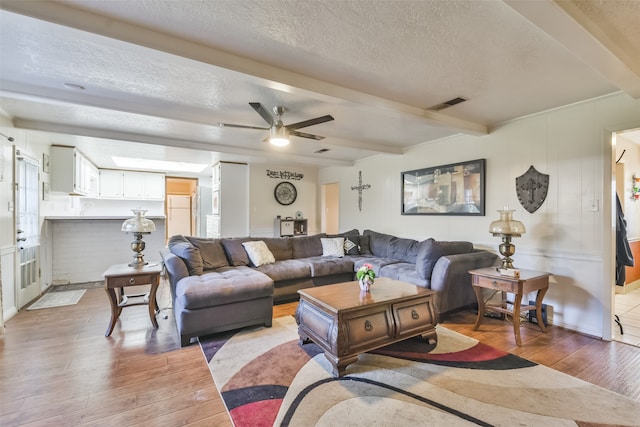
[270,126,289,146]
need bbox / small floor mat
[27,290,86,310]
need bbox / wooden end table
[103,263,162,337]
[295,278,438,378]
[469,267,550,346]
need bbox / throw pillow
[242,240,276,267]
[168,235,204,275]
[321,237,345,257]
[343,237,359,255]
[185,236,229,270]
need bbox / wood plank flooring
[2,279,639,426]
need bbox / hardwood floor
[2,280,639,426]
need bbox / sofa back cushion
[260,237,293,261]
[168,235,204,275]
[416,239,474,279]
[388,237,423,263]
[221,238,255,266]
[185,236,229,270]
[291,233,326,258]
[363,229,398,257]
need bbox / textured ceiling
[0,0,638,172]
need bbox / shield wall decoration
[516,165,549,213]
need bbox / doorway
[165,177,198,241]
[612,127,640,346]
[322,182,340,234]
[15,150,40,309]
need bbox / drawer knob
[129,278,135,285]
[492,280,498,286]
[411,309,419,320]
[364,320,373,332]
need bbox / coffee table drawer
[473,275,516,293]
[344,308,393,354]
[393,298,436,338]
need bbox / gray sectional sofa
[160,229,498,346]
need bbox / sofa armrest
[430,250,499,314]
[160,248,190,298]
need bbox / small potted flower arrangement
[356,263,376,292]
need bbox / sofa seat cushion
[352,257,402,275]
[256,259,311,282]
[379,263,429,287]
[303,256,354,277]
[175,266,273,310]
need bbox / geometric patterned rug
[26,289,86,310]
[200,316,640,427]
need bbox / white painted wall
[319,92,640,339]
[249,164,319,237]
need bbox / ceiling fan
[219,102,334,146]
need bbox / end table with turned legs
[469,267,550,346]
[103,263,163,337]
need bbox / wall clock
[274,181,297,205]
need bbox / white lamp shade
[121,209,156,233]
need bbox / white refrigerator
[166,194,192,238]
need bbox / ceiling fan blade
[290,130,325,140]
[286,115,334,130]
[249,102,275,125]
[218,123,270,130]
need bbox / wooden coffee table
[295,278,438,378]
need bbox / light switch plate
[590,200,599,211]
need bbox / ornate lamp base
[128,232,148,267]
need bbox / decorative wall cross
[350,171,371,211]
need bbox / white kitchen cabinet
[142,172,165,199]
[98,169,124,198]
[209,162,248,238]
[99,170,164,200]
[50,146,98,196]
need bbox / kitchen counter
[46,216,166,220]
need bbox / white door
[15,150,40,308]
[167,195,192,238]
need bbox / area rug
[27,289,86,310]
[200,316,640,427]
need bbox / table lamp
[489,207,526,269]
[121,209,156,267]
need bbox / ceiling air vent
[314,148,330,154]
[428,97,467,111]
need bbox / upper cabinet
[99,170,165,200]
[50,146,98,196]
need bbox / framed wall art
[401,158,485,216]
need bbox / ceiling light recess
[112,156,208,173]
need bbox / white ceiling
[0,0,639,174]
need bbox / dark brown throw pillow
[185,236,229,270]
[168,235,204,275]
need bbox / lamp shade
[121,209,156,233]
[489,208,525,236]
